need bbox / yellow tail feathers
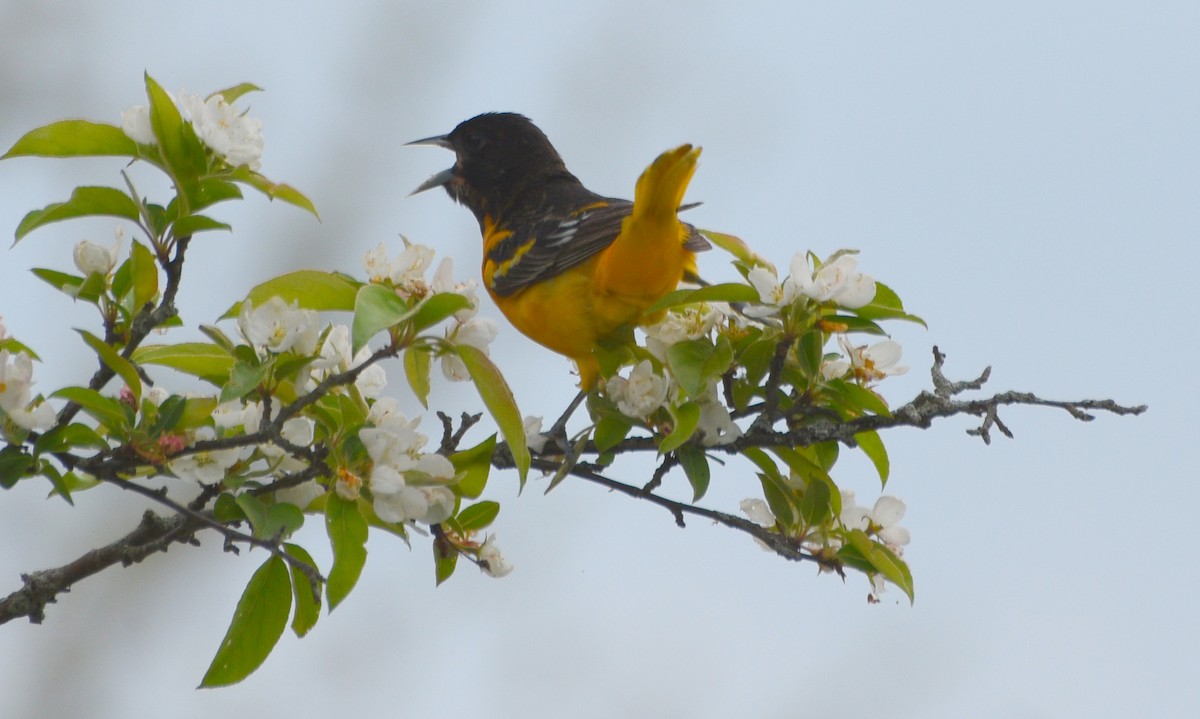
[594,144,701,304]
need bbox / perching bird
[409,113,708,389]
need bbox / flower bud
[73,239,118,277]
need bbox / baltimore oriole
[408,113,709,389]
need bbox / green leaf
[455,501,500,531]
[433,537,458,586]
[229,167,319,218]
[351,284,409,353]
[841,529,914,603]
[698,229,776,272]
[213,493,246,524]
[797,471,833,526]
[220,358,271,403]
[0,336,40,360]
[133,342,234,383]
[51,387,131,432]
[172,214,232,236]
[659,401,700,454]
[853,281,926,328]
[825,379,893,418]
[593,414,633,453]
[14,186,139,242]
[179,397,219,430]
[179,178,244,213]
[450,434,497,498]
[645,282,760,314]
[2,119,137,160]
[237,495,305,539]
[129,240,159,310]
[41,464,78,504]
[210,82,264,105]
[31,268,83,298]
[854,429,889,486]
[223,270,361,319]
[33,423,109,456]
[325,495,368,610]
[455,344,529,484]
[822,314,887,336]
[410,292,472,332]
[200,555,292,688]
[677,446,711,502]
[665,339,713,398]
[284,543,321,638]
[149,395,187,435]
[403,346,432,408]
[145,74,207,197]
[0,446,35,489]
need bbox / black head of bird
[408,112,579,224]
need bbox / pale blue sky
[1,2,1196,717]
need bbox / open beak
[409,167,456,196]
[405,133,456,196]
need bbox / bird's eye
[463,131,486,152]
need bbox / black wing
[488,200,709,298]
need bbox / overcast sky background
[1,2,1196,717]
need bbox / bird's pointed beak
[406,133,457,196]
[409,167,457,196]
[405,133,453,150]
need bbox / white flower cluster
[308,324,388,399]
[741,489,909,554]
[362,244,498,383]
[238,296,322,357]
[746,252,876,317]
[605,359,670,419]
[643,302,726,360]
[741,489,910,596]
[169,397,317,494]
[601,359,742,447]
[359,398,457,525]
[121,91,264,170]
[0,343,55,431]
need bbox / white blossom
[143,386,170,407]
[840,490,910,554]
[827,336,908,384]
[169,427,242,483]
[363,242,392,284]
[238,296,322,356]
[430,257,480,322]
[120,104,155,144]
[696,380,741,446]
[643,303,725,358]
[440,317,499,382]
[314,325,387,398]
[73,237,120,277]
[523,415,549,453]
[389,242,436,298]
[0,350,55,430]
[275,480,325,510]
[604,360,669,419]
[178,92,264,170]
[740,498,776,527]
[791,253,876,309]
[362,407,457,524]
[479,535,513,578]
[745,266,800,318]
[260,416,315,474]
[212,400,256,430]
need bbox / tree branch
[0,510,197,625]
